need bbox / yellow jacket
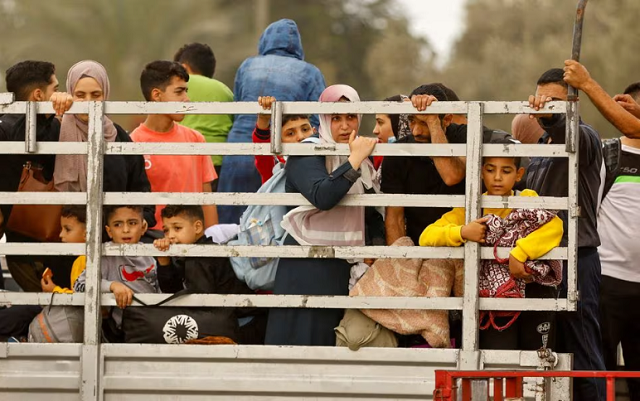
[53,256,86,294]
[419,189,563,263]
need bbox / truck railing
[0,95,578,400]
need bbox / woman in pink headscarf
[53,60,155,226]
[265,84,384,346]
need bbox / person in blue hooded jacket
[216,19,326,224]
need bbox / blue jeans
[557,248,606,401]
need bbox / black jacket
[157,236,253,297]
[0,115,156,228]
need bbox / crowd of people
[0,17,639,401]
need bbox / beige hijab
[54,60,117,192]
[511,114,544,145]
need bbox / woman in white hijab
[265,84,384,346]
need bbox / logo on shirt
[144,155,152,170]
[120,264,155,282]
[163,315,199,344]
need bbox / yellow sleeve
[52,286,74,294]
[509,186,564,262]
[69,256,87,290]
[419,208,466,247]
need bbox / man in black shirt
[0,61,74,292]
[528,68,605,401]
[382,84,515,246]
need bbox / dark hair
[104,205,144,224]
[483,138,521,168]
[537,68,568,88]
[623,82,640,101]
[140,60,190,101]
[433,83,461,101]
[5,61,56,101]
[173,43,216,78]
[382,95,405,137]
[61,205,87,224]
[161,205,204,223]
[282,114,310,126]
[409,84,449,102]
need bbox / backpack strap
[601,138,621,201]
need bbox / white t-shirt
[598,143,640,282]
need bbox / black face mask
[538,114,563,127]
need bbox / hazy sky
[396,0,466,65]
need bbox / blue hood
[258,19,304,60]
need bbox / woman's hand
[347,130,377,170]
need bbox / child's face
[482,157,525,196]
[282,118,313,143]
[153,76,189,122]
[59,216,86,243]
[105,207,147,244]
[162,214,203,245]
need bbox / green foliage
[437,0,640,137]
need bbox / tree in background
[438,0,640,137]
[0,0,429,131]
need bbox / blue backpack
[228,163,288,291]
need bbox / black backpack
[601,138,622,201]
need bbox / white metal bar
[104,141,468,156]
[0,242,568,260]
[81,101,104,401]
[0,141,88,154]
[0,92,14,104]
[0,242,84,255]
[460,102,483,368]
[0,192,86,204]
[0,99,566,116]
[25,101,37,153]
[482,143,567,157]
[566,102,580,311]
[271,100,283,154]
[0,291,570,311]
[101,343,459,363]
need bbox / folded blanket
[349,237,462,348]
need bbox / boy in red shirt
[131,61,218,230]
[252,96,314,183]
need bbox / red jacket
[253,126,285,183]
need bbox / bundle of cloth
[349,208,562,347]
[349,237,462,348]
[479,208,562,330]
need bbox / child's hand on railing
[40,276,57,293]
[110,282,133,309]
[257,96,276,130]
[460,217,489,244]
[153,238,172,266]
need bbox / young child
[154,205,264,344]
[40,206,87,294]
[74,206,158,324]
[420,150,563,351]
[130,60,218,231]
[253,95,314,183]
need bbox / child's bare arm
[256,96,276,130]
